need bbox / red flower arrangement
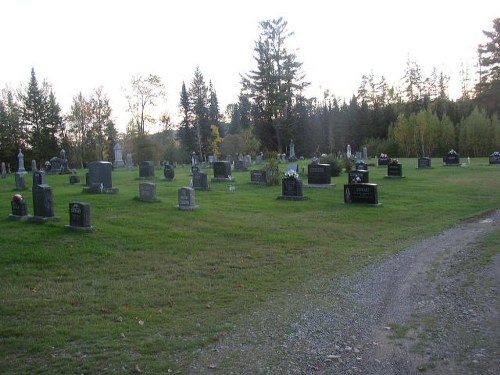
[12,194,24,202]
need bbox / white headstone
[17,149,26,173]
[114,143,124,168]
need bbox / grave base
[344,202,383,207]
[305,183,336,188]
[176,205,199,211]
[443,164,461,167]
[83,187,119,194]
[211,177,235,182]
[65,225,96,232]
[8,214,29,221]
[27,215,61,223]
[383,176,406,179]
[277,195,310,201]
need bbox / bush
[319,154,342,176]
[264,156,280,186]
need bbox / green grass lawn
[1,158,499,374]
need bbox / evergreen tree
[19,68,60,164]
[177,82,196,155]
[189,67,210,159]
[0,88,23,165]
[243,17,308,152]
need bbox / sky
[1,0,499,133]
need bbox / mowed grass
[0,158,499,373]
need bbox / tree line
[1,18,499,170]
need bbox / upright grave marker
[9,194,28,219]
[30,184,60,222]
[344,183,381,206]
[417,157,432,169]
[33,171,46,186]
[307,163,333,187]
[163,164,175,181]
[139,161,155,179]
[386,160,404,178]
[66,202,95,231]
[489,151,500,165]
[250,170,267,185]
[443,149,460,166]
[139,182,157,202]
[113,143,124,168]
[177,187,199,210]
[212,161,233,182]
[84,161,118,193]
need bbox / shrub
[319,154,342,176]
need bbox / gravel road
[188,210,500,374]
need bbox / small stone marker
[113,143,124,168]
[126,153,134,169]
[139,161,155,179]
[386,161,404,178]
[443,149,460,166]
[355,160,368,171]
[344,183,381,206]
[1,162,6,178]
[417,157,432,169]
[70,175,81,184]
[177,187,198,210]
[348,170,369,184]
[9,194,29,219]
[66,201,95,231]
[164,164,175,180]
[278,173,309,200]
[378,154,390,167]
[488,151,500,165]
[139,182,157,202]
[31,159,38,172]
[250,170,267,184]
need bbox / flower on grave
[12,194,24,202]
[390,158,399,165]
[352,176,361,184]
[284,169,299,179]
[493,151,500,156]
[380,153,388,158]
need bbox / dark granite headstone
[164,164,175,180]
[489,152,500,165]
[70,175,81,184]
[192,171,209,190]
[281,178,304,197]
[344,183,380,205]
[355,160,368,171]
[69,202,92,227]
[418,157,432,169]
[250,170,267,184]
[177,187,198,210]
[213,161,232,180]
[378,157,390,166]
[348,170,369,184]
[139,161,155,179]
[387,163,403,177]
[88,161,113,188]
[11,199,28,217]
[32,184,55,217]
[307,163,331,185]
[443,150,460,166]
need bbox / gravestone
[256,154,263,165]
[66,202,94,231]
[192,171,209,190]
[69,175,81,184]
[378,154,390,166]
[113,143,124,168]
[139,182,157,202]
[17,149,26,173]
[191,165,200,175]
[363,147,368,159]
[307,163,331,185]
[417,157,432,169]
[289,140,296,160]
[212,161,233,182]
[15,172,28,190]
[31,184,60,221]
[387,162,404,178]
[355,160,368,171]
[139,161,155,179]
[348,170,369,184]
[278,177,308,200]
[1,162,6,178]
[9,194,28,218]
[250,170,267,184]
[48,156,61,173]
[443,149,460,166]
[164,164,175,180]
[84,161,118,193]
[234,160,246,172]
[126,153,134,169]
[488,151,500,165]
[244,155,252,168]
[33,171,46,186]
[59,149,70,174]
[344,183,381,205]
[177,187,199,210]
[31,159,38,172]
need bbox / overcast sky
[1,0,498,132]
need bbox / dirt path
[188,210,500,374]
